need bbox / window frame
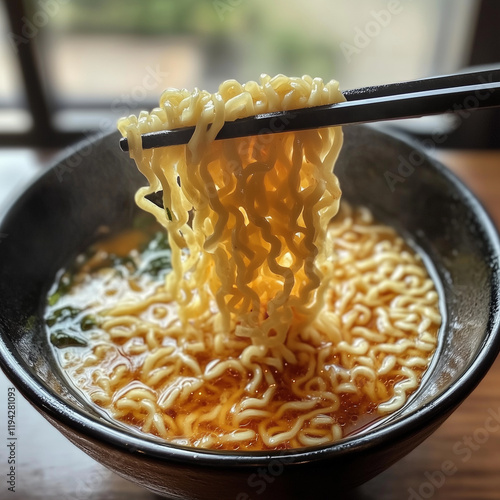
[0,0,497,149]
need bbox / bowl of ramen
[0,76,500,499]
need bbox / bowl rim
[1,126,500,467]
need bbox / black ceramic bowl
[1,126,499,499]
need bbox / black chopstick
[119,69,500,152]
[341,68,500,100]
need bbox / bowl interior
[0,125,499,459]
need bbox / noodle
[46,75,441,450]
[117,74,345,358]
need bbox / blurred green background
[18,0,474,100]
[2,0,498,146]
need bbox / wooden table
[0,148,499,499]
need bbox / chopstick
[119,69,500,152]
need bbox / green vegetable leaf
[80,314,98,331]
[46,306,81,327]
[50,331,88,349]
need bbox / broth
[46,203,440,450]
